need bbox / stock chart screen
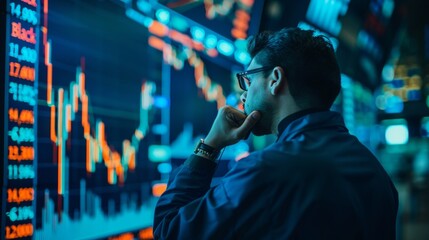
[1,0,263,239]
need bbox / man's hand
[203,106,261,150]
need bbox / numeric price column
[3,0,40,239]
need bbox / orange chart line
[149,36,226,109]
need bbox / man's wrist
[202,135,222,150]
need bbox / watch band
[194,139,220,160]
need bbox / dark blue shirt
[153,111,398,239]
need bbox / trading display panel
[1,0,264,239]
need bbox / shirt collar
[277,108,326,137]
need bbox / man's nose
[240,91,247,103]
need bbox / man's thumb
[236,111,261,138]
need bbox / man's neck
[275,108,326,136]
[271,105,302,135]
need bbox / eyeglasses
[236,66,274,91]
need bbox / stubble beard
[245,102,274,136]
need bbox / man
[153,28,398,239]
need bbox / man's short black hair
[247,27,341,109]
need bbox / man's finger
[235,111,261,138]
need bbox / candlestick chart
[37,1,167,238]
[2,0,165,239]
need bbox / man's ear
[269,66,286,95]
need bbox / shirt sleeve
[153,153,264,240]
